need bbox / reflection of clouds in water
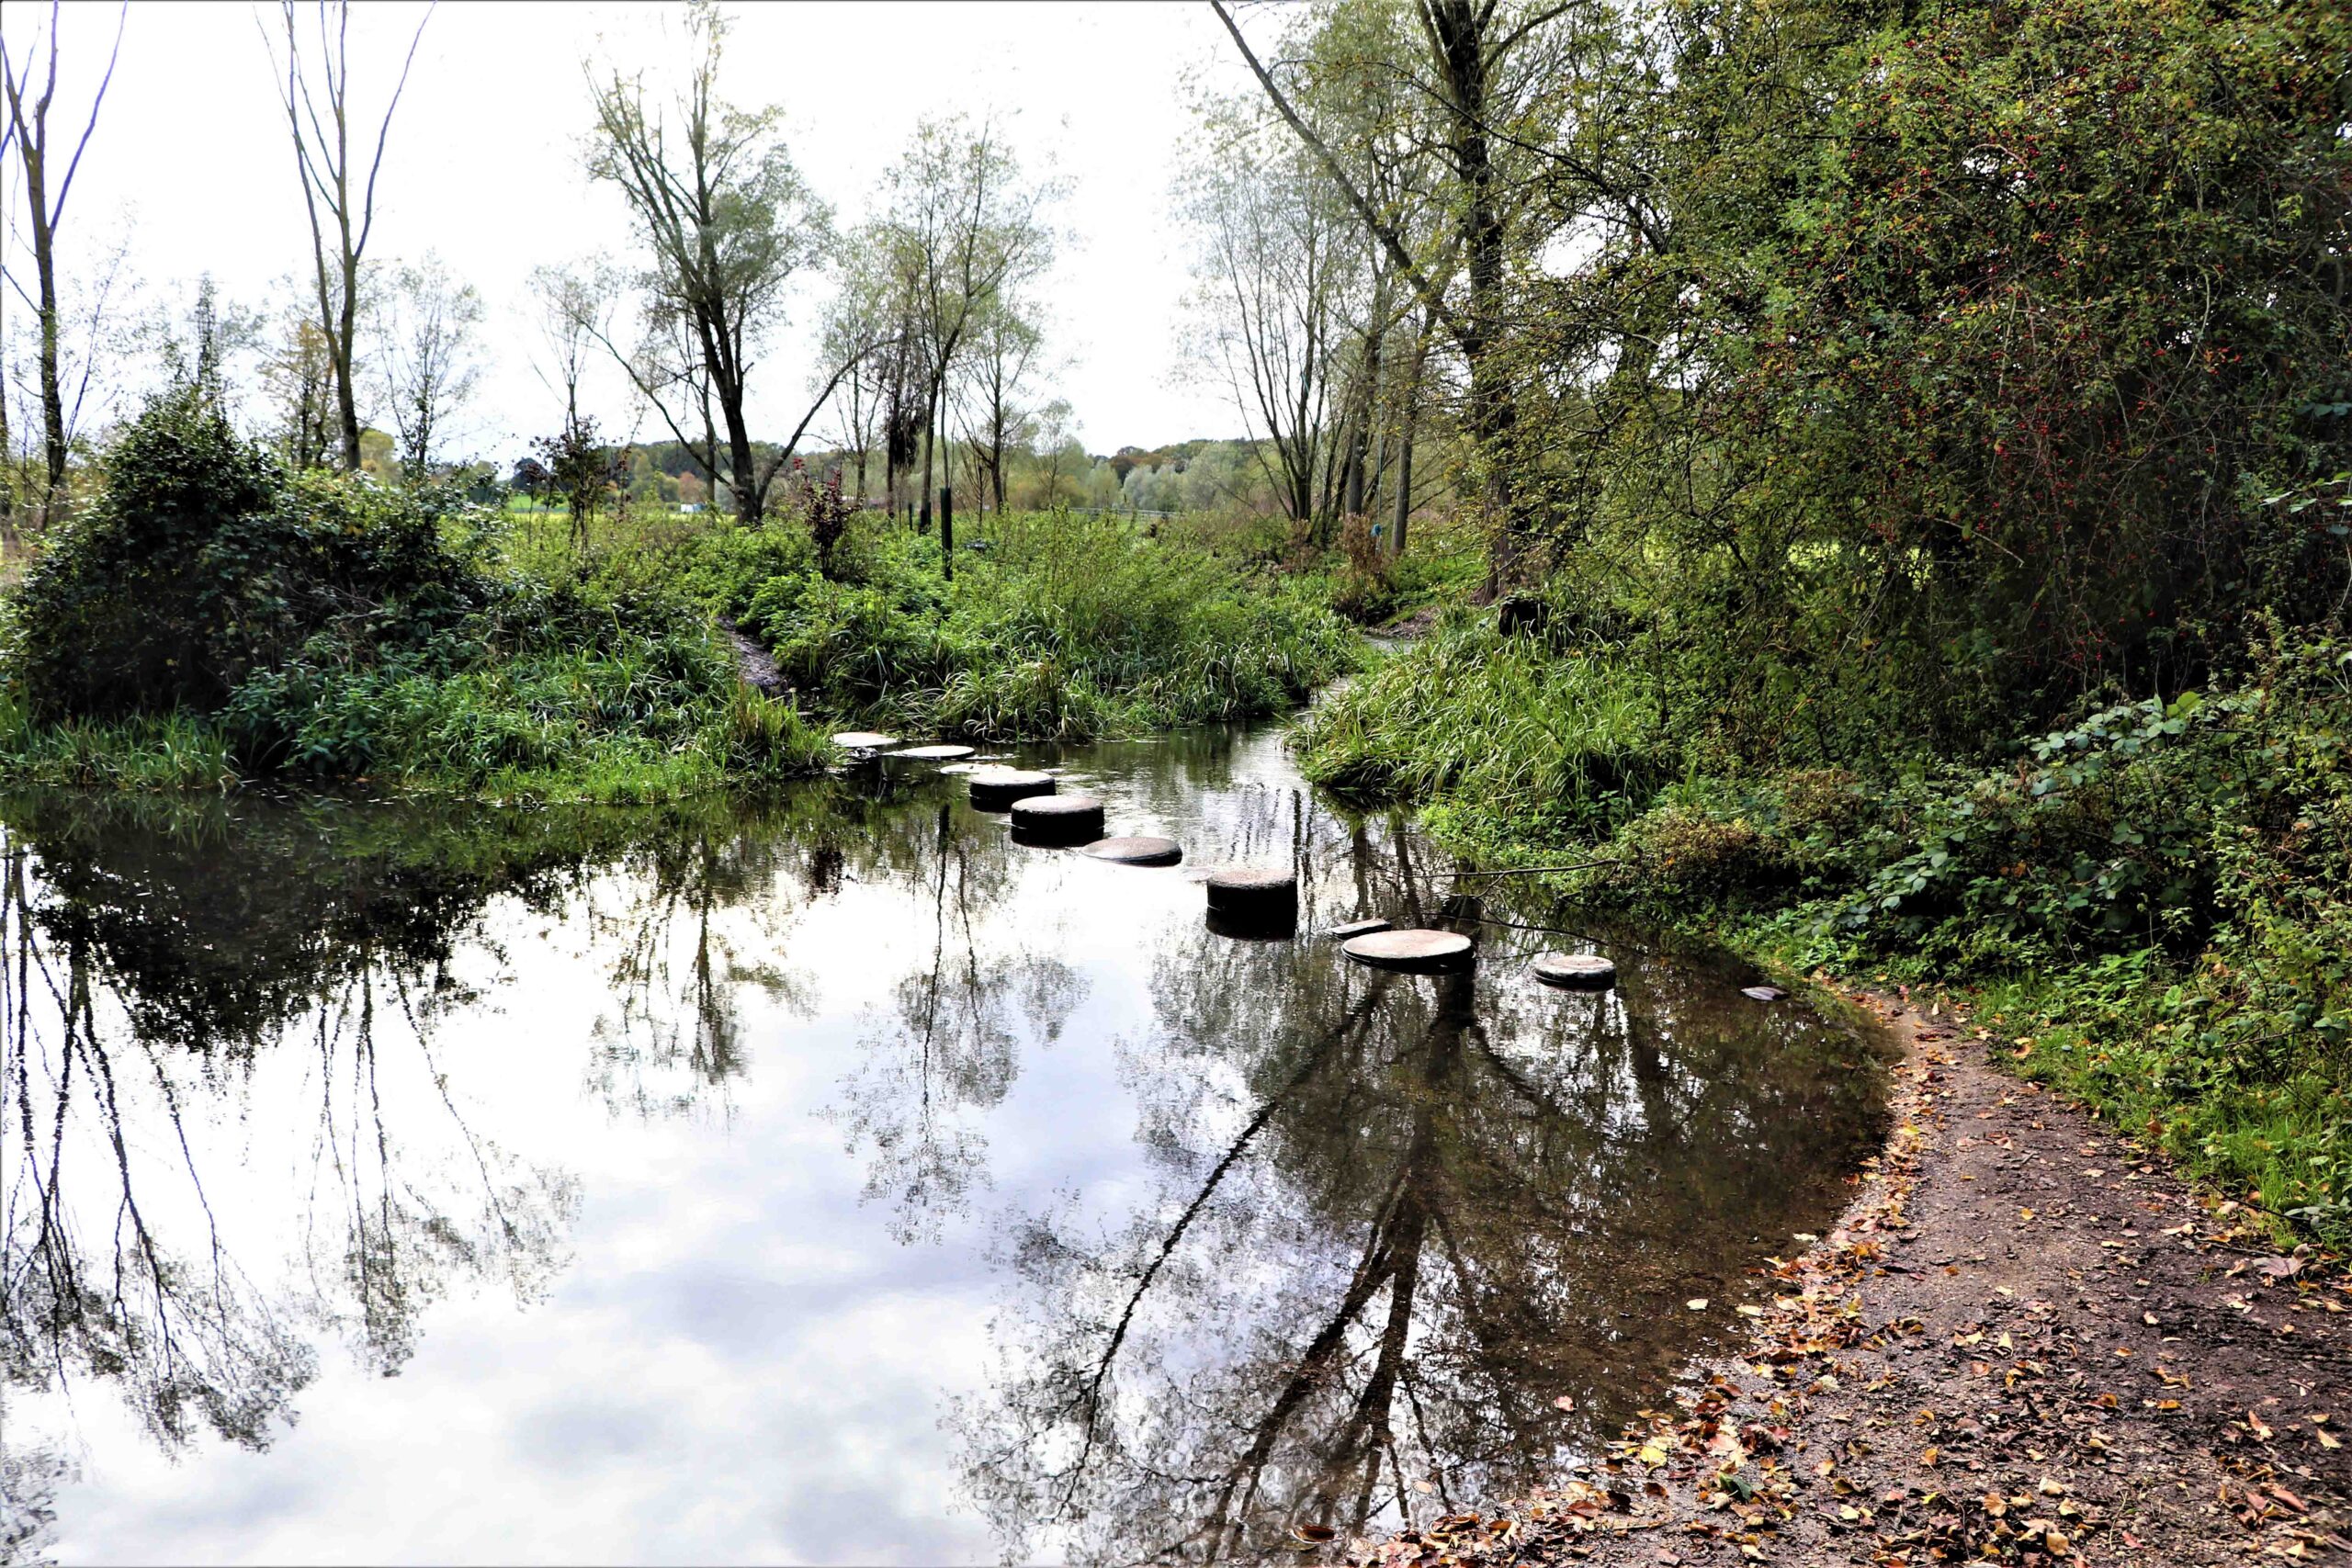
[956,797,1888,1562]
[0,737,1887,1564]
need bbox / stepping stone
[1080,835,1183,867]
[1206,907,1295,941]
[1341,929,1474,973]
[1325,917,1393,940]
[1742,985,1786,1002]
[1010,794,1105,843]
[1203,868,1297,935]
[830,731,899,750]
[1532,952,1617,989]
[888,744,977,763]
[969,767,1056,809]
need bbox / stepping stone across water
[1203,867,1297,916]
[1341,929,1474,974]
[1080,835,1183,867]
[1010,794,1105,843]
[1324,917,1393,940]
[888,744,977,763]
[1532,952,1617,989]
[1203,867,1298,936]
[969,767,1056,810]
[830,731,899,750]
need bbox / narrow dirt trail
[1357,989,2351,1566]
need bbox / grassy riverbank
[1297,614,2352,1250]
[0,390,1357,804]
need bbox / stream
[0,723,1889,1564]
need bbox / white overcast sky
[6,0,1285,463]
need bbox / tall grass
[1292,613,1667,835]
[0,691,241,791]
[727,511,1361,741]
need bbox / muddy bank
[1354,987,2351,1566]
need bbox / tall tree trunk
[722,389,760,525]
[334,244,361,470]
[1425,0,1518,598]
[30,170,67,507]
[919,379,937,532]
[1392,311,1433,558]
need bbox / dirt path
[1358,987,2352,1566]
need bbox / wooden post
[940,485,955,581]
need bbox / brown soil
[1356,987,2352,1566]
[1374,605,1443,640]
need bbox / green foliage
[0,389,831,800]
[1306,619,2352,1245]
[715,511,1361,741]
[1295,614,1666,835]
[1504,0,2352,754]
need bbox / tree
[153,274,260,416]
[956,298,1044,516]
[510,455,550,506]
[816,237,903,505]
[1,0,126,518]
[1212,0,1584,594]
[876,113,1055,531]
[263,0,431,474]
[261,307,336,469]
[582,0,861,525]
[526,261,606,428]
[1182,104,1362,535]
[371,253,481,480]
[532,417,620,552]
[1031,399,1078,509]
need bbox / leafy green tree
[582,0,857,525]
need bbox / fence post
[940,485,955,581]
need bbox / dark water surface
[0,727,1888,1564]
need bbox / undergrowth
[0,388,829,802]
[1297,619,2352,1248]
[696,510,1361,741]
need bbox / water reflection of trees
[0,791,797,1461]
[958,786,1888,1564]
[831,801,1087,1244]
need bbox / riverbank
[0,393,1357,802]
[1351,986,2350,1567]
[1294,616,2352,1258]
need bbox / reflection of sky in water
[0,729,1889,1564]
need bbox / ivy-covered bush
[10,387,492,720]
[0,387,831,797]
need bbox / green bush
[1306,615,2352,1244]
[9,389,502,721]
[0,389,831,799]
[721,512,1359,740]
[1294,614,1668,836]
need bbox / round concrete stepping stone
[831,730,899,750]
[1010,794,1105,842]
[888,744,977,763]
[1325,917,1393,940]
[969,767,1056,809]
[1342,929,1474,973]
[1204,867,1297,920]
[1532,952,1617,989]
[1080,835,1183,867]
[1741,985,1786,1002]
[1206,907,1295,941]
